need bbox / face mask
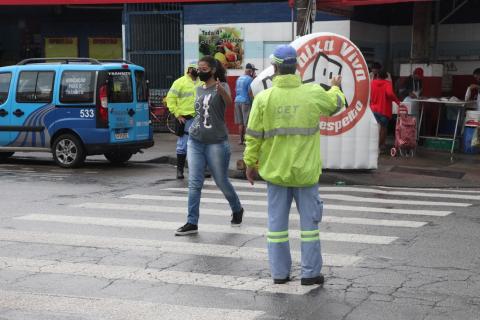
[198,71,212,82]
[190,70,198,78]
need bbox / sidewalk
[141,133,480,188]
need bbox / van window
[108,70,133,103]
[135,70,148,102]
[60,71,95,103]
[0,73,11,104]
[16,71,55,103]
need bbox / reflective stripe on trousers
[266,182,323,279]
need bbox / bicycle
[149,106,177,134]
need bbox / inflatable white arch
[251,32,379,169]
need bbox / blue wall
[184,2,343,24]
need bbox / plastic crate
[423,137,459,151]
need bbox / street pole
[296,0,308,37]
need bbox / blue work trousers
[176,118,194,155]
[266,182,323,279]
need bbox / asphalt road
[0,157,479,320]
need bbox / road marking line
[378,186,480,194]
[15,214,398,244]
[321,194,470,207]
[326,204,451,216]
[124,194,286,206]
[122,194,453,216]
[0,256,317,295]
[0,170,69,178]
[164,187,470,207]
[75,202,427,228]
[0,290,265,320]
[209,180,480,197]
[205,180,267,189]
[0,229,361,266]
[317,186,480,200]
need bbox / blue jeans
[176,118,194,155]
[186,137,242,225]
[267,183,323,279]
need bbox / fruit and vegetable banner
[199,27,244,70]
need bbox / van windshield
[0,73,11,104]
[108,70,133,103]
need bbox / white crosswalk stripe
[378,186,480,194]
[321,194,470,207]
[163,187,470,207]
[206,180,480,198]
[171,185,480,201]
[122,194,452,216]
[325,204,451,216]
[2,180,469,316]
[317,186,480,200]
[0,256,315,295]
[0,290,265,320]
[74,202,427,228]
[0,229,361,266]
[15,214,398,244]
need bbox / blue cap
[270,45,297,65]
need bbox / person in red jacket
[370,70,401,153]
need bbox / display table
[412,98,476,157]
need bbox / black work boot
[301,274,325,286]
[176,154,186,179]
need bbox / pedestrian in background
[243,45,345,285]
[175,56,244,236]
[465,68,480,110]
[397,67,423,125]
[369,62,392,82]
[166,61,202,179]
[370,70,401,153]
[234,63,257,145]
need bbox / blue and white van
[0,58,154,168]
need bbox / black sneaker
[301,274,325,286]
[175,223,198,236]
[273,276,290,284]
[231,207,244,226]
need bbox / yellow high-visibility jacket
[166,72,202,117]
[243,74,345,187]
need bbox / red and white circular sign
[294,34,370,136]
[251,33,370,136]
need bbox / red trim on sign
[296,34,370,136]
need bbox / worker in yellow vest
[166,61,203,179]
[243,45,345,286]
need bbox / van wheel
[0,152,14,160]
[52,134,85,168]
[104,151,133,164]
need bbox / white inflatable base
[321,108,379,170]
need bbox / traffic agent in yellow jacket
[166,62,202,179]
[243,74,345,187]
[243,44,345,286]
[166,62,202,118]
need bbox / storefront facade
[1,0,480,134]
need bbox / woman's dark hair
[199,56,227,82]
[378,70,388,79]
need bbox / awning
[0,0,431,5]
[0,0,230,4]
[317,0,431,5]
